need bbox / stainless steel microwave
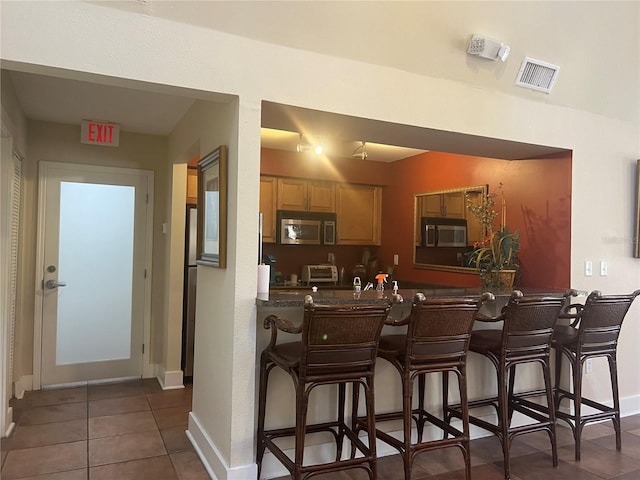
[421,217,467,247]
[277,210,336,245]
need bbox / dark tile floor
[0,379,209,480]
[1,379,639,479]
[271,414,640,480]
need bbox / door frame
[33,161,154,390]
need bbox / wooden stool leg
[498,363,511,480]
[336,382,346,461]
[350,382,361,459]
[256,357,273,478]
[608,355,622,451]
[365,377,378,480]
[294,383,310,479]
[402,371,413,480]
[458,366,471,480]
[572,357,584,461]
[417,373,426,442]
[542,359,558,467]
[442,370,450,440]
[554,348,563,410]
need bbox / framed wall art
[197,145,227,268]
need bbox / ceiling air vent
[515,57,560,94]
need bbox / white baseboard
[620,394,640,417]
[182,392,640,480]
[155,367,184,390]
[14,374,33,399]
[187,411,258,480]
[557,393,640,418]
[3,406,15,437]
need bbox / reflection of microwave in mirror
[421,217,467,247]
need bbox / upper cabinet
[336,184,382,246]
[261,175,382,245]
[421,191,465,218]
[260,176,278,243]
[186,167,198,205]
[276,178,335,212]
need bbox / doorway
[35,162,153,388]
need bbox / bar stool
[449,290,568,480]
[553,289,640,460]
[256,296,392,480]
[354,292,493,480]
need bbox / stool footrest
[555,388,617,418]
[449,396,555,438]
[262,420,375,476]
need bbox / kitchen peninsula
[254,285,573,478]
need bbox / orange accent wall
[260,148,572,289]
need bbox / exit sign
[81,120,120,147]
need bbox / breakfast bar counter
[257,286,569,315]
[254,286,575,478]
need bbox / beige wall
[1,2,638,478]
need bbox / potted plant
[465,183,520,290]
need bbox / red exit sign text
[81,120,120,147]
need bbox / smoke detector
[467,34,511,62]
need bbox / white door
[38,162,152,387]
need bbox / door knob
[46,279,67,289]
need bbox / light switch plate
[600,261,608,276]
[584,260,593,276]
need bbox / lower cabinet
[335,184,382,245]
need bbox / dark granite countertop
[256,287,570,308]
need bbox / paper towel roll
[257,264,270,294]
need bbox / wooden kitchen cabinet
[336,184,382,245]
[276,178,335,212]
[186,167,198,205]
[260,176,278,243]
[420,191,465,218]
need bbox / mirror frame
[634,159,640,258]
[197,145,228,268]
[413,184,487,273]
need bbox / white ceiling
[9,71,196,136]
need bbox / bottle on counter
[353,276,361,293]
[375,273,388,295]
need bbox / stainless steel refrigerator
[182,206,197,378]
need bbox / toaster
[301,265,338,284]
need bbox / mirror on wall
[413,185,487,272]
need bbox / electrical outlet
[393,254,399,266]
[585,359,593,374]
[584,260,593,276]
